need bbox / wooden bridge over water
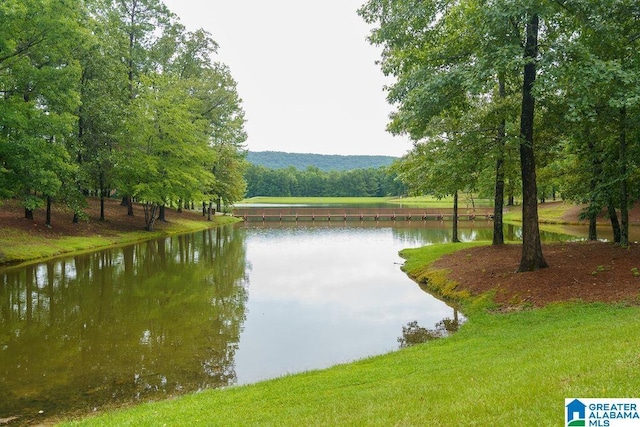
[232,207,494,222]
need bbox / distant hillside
[246,151,397,172]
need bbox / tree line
[360,0,640,271]
[246,151,396,172]
[244,165,406,198]
[0,0,247,231]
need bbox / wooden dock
[232,207,494,222]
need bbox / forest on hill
[246,151,397,172]
[243,151,405,198]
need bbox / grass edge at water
[58,242,640,426]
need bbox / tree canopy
[359,0,640,270]
[0,0,247,230]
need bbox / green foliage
[0,0,86,211]
[244,165,405,197]
[1,0,247,229]
[246,151,397,171]
[359,0,640,253]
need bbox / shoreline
[0,198,242,266]
[2,198,639,425]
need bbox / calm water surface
[0,220,588,424]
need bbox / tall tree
[0,0,87,222]
[359,0,524,249]
[517,12,548,271]
[118,74,215,230]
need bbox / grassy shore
[58,241,640,426]
[0,203,239,266]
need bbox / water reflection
[398,314,462,348]
[0,226,248,425]
[232,222,468,384]
[0,220,593,424]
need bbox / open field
[236,195,495,208]
[235,196,396,205]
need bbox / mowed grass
[59,304,640,426]
[59,243,640,426]
[235,196,396,205]
[389,195,495,208]
[237,196,495,208]
[503,200,577,224]
[0,215,239,265]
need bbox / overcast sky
[162,0,411,157]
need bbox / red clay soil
[433,242,640,308]
[432,201,640,308]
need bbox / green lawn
[235,196,396,205]
[0,215,239,266]
[236,195,495,208]
[59,242,640,427]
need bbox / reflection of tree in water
[398,312,462,348]
[0,225,249,424]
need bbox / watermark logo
[566,398,640,427]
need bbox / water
[0,220,583,424]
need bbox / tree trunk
[73,213,79,224]
[618,107,628,247]
[45,196,52,227]
[99,172,105,221]
[586,129,599,241]
[216,197,222,213]
[207,201,213,221]
[517,13,547,272]
[493,75,506,245]
[452,191,459,243]
[127,196,134,216]
[143,202,159,231]
[25,207,33,220]
[607,201,621,243]
[159,205,166,222]
[588,212,597,241]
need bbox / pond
[0,220,585,424]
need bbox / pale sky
[162,0,411,157]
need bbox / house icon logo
[566,399,586,426]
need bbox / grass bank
[59,242,640,426]
[0,212,239,266]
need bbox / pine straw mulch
[432,242,640,308]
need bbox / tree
[117,74,215,230]
[517,12,548,271]
[76,5,130,221]
[360,0,580,269]
[359,0,523,249]
[393,136,481,243]
[0,0,87,223]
